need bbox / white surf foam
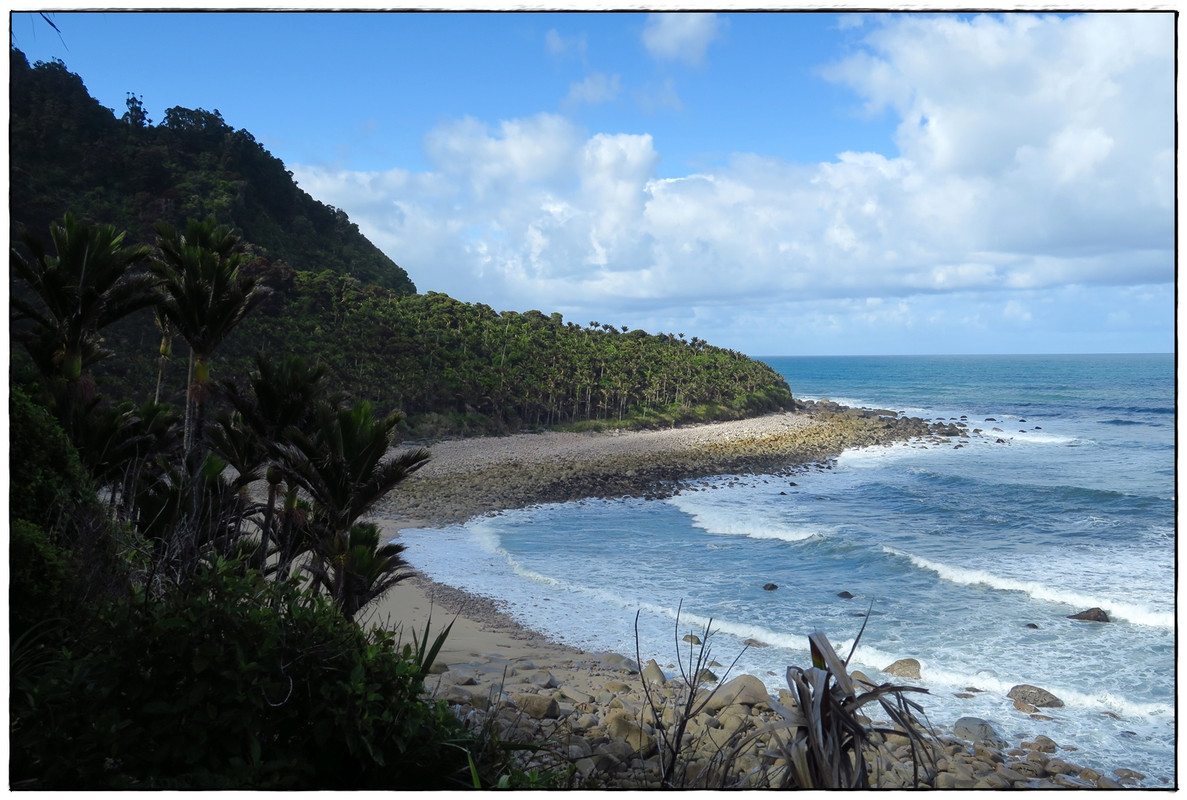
[667,494,831,543]
[883,548,1173,629]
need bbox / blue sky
[11,10,1175,356]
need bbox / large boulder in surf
[1068,607,1110,622]
[883,658,921,679]
[953,716,1007,747]
[1008,684,1064,708]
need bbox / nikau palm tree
[281,400,430,618]
[11,213,156,428]
[150,218,272,455]
[217,353,339,571]
[304,522,413,622]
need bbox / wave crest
[883,548,1173,629]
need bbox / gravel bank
[379,401,941,524]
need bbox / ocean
[396,354,1175,785]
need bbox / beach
[365,407,1149,789]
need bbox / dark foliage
[10,560,473,789]
[8,386,136,637]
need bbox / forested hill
[9,48,413,292]
[9,48,795,436]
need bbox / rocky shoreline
[376,405,1158,789]
[406,571,1150,790]
[381,401,950,524]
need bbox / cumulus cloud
[292,13,1172,354]
[641,12,725,66]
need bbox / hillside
[9,47,413,293]
[9,47,795,436]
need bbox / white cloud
[292,13,1172,355]
[1003,299,1032,322]
[563,72,621,107]
[545,28,586,61]
[641,13,725,66]
[632,78,683,114]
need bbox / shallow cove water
[397,354,1175,785]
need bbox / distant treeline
[90,266,795,437]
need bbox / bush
[9,386,98,530]
[8,386,135,633]
[9,520,78,640]
[10,559,474,789]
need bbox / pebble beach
[366,406,1156,789]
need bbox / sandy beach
[363,408,1147,789]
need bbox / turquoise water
[397,354,1175,785]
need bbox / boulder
[1068,607,1110,622]
[1013,698,1037,713]
[1008,684,1064,708]
[605,712,656,757]
[512,692,560,720]
[935,772,977,789]
[1113,768,1146,784]
[682,633,702,645]
[850,670,875,687]
[1024,735,1058,753]
[524,670,559,689]
[1007,759,1045,779]
[837,590,855,599]
[702,674,771,712]
[883,658,922,679]
[599,652,641,673]
[763,583,779,591]
[567,737,595,759]
[641,659,667,686]
[1044,758,1078,776]
[953,717,1007,747]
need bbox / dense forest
[8,46,795,788]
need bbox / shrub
[9,387,136,632]
[10,558,474,789]
[9,520,78,639]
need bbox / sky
[9,8,1176,356]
